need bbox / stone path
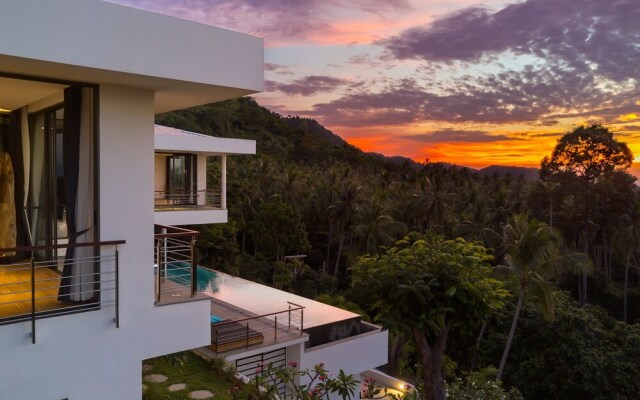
[169,383,187,392]
[142,372,213,398]
[143,374,168,383]
[189,390,214,399]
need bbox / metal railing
[154,189,222,210]
[0,240,125,343]
[154,224,199,304]
[211,302,305,353]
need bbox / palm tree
[328,182,360,276]
[352,194,407,254]
[496,214,591,381]
[614,201,640,323]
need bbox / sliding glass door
[166,154,196,205]
[28,106,68,267]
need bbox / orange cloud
[618,113,640,122]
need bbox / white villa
[0,1,388,399]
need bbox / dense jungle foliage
[157,97,640,400]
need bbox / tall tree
[496,215,591,381]
[328,182,360,276]
[539,124,634,306]
[352,234,507,400]
[352,194,407,254]
[613,201,640,323]
[540,124,633,183]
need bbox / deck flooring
[0,263,66,319]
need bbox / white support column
[196,155,207,206]
[221,154,227,210]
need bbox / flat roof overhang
[154,125,256,155]
[0,0,264,113]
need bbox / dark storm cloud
[399,129,518,143]
[266,76,352,96]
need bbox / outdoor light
[399,383,405,390]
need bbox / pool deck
[155,270,308,355]
[204,270,360,329]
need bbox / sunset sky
[108,0,640,173]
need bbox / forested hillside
[157,97,640,399]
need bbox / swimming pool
[165,263,219,293]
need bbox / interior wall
[155,153,166,193]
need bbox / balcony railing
[0,240,125,343]
[154,224,199,304]
[154,189,222,211]
[209,302,305,353]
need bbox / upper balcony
[0,240,125,342]
[154,125,255,226]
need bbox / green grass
[142,352,235,400]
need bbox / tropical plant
[495,214,591,381]
[351,234,508,400]
[613,201,640,322]
[447,368,523,400]
[242,362,360,400]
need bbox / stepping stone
[189,390,214,399]
[142,364,154,372]
[142,384,147,393]
[169,383,187,392]
[143,374,168,383]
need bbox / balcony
[154,224,209,305]
[154,125,256,226]
[154,189,222,211]
[205,300,306,356]
[0,240,125,342]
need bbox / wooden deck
[0,263,67,320]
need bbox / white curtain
[70,87,94,301]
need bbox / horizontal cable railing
[154,224,200,304]
[154,189,222,210]
[210,302,305,353]
[0,240,125,343]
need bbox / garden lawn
[143,352,234,400]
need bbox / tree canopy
[540,124,633,182]
[351,234,508,400]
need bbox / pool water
[165,263,219,293]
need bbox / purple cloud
[381,0,640,81]
[266,75,352,96]
[399,129,520,143]
[109,0,411,41]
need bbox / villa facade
[0,1,387,399]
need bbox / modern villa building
[0,1,387,399]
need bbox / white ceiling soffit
[0,77,66,111]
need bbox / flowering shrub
[446,369,523,400]
[235,362,360,400]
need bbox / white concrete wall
[0,0,263,113]
[300,328,388,382]
[0,0,263,90]
[0,85,211,400]
[155,209,228,225]
[197,154,207,206]
[155,128,256,155]
[283,328,388,400]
